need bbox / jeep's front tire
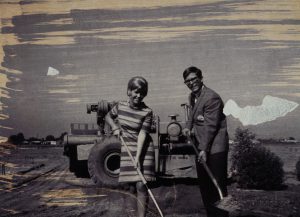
[88,137,121,188]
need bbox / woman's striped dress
[108,101,156,183]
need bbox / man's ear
[127,90,131,96]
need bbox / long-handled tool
[120,136,164,217]
[187,138,240,213]
[187,139,224,200]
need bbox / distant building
[22,141,29,145]
[280,138,298,143]
[50,141,56,145]
[31,140,41,145]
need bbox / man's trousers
[196,151,229,217]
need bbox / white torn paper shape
[47,67,60,76]
[224,95,299,126]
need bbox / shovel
[187,138,238,213]
[120,136,164,217]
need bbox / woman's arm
[135,130,147,169]
[105,113,120,136]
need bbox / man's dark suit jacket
[186,85,229,154]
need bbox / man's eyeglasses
[184,77,198,85]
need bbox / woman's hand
[198,150,207,163]
[112,128,122,138]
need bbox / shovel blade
[214,195,241,213]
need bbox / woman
[105,76,156,217]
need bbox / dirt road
[0,146,205,217]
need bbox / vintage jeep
[63,100,197,187]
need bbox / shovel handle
[202,161,224,200]
[188,139,224,200]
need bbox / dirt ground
[0,144,300,217]
[219,178,300,217]
[0,145,206,217]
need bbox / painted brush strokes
[0,0,300,140]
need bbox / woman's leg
[136,181,148,217]
[122,183,137,215]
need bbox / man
[182,66,229,217]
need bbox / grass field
[263,142,300,173]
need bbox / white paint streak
[48,89,78,94]
[0,124,13,130]
[0,136,8,143]
[224,95,299,125]
[65,99,81,103]
[47,67,60,76]
[57,75,80,80]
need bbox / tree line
[7,132,67,145]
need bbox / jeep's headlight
[167,122,182,137]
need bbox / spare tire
[88,137,121,188]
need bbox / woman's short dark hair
[183,66,203,80]
[127,76,148,96]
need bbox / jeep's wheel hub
[104,152,120,177]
